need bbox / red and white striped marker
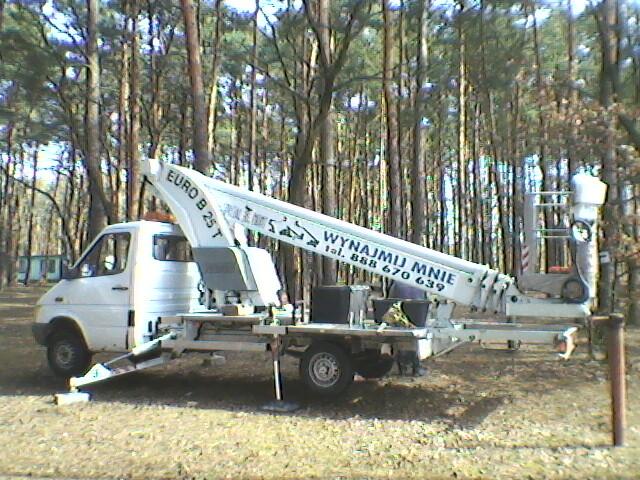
[521,244,530,273]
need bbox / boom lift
[43,159,607,403]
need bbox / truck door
[131,231,201,347]
[65,231,133,351]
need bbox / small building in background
[17,255,64,283]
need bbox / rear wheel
[354,352,394,379]
[300,341,353,397]
[47,330,92,378]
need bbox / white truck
[32,159,607,402]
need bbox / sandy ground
[0,285,639,479]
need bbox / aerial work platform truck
[31,159,607,403]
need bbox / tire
[561,277,590,304]
[300,341,354,397]
[354,353,394,379]
[46,329,92,378]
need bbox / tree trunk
[233,83,243,185]
[472,100,484,264]
[0,124,13,289]
[127,0,140,220]
[456,1,467,259]
[284,10,314,301]
[247,0,259,190]
[596,0,619,314]
[23,146,38,285]
[10,146,25,286]
[411,0,429,246]
[318,0,337,284]
[565,0,579,177]
[116,28,129,223]
[181,0,210,174]
[178,95,189,166]
[206,0,223,158]
[0,0,5,33]
[382,0,402,239]
[85,0,111,242]
[529,1,555,270]
[285,0,368,298]
[259,84,269,195]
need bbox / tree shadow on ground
[0,348,591,433]
[1,365,611,449]
[0,349,509,426]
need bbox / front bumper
[32,323,52,346]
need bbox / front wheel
[47,330,92,378]
[300,341,354,397]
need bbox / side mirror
[60,260,79,280]
[61,263,75,280]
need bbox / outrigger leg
[262,333,299,413]
[53,332,175,405]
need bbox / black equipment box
[372,299,430,327]
[310,285,370,324]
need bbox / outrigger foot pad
[54,391,91,406]
[261,400,300,413]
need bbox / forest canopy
[0,0,638,320]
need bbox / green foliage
[0,3,63,143]
[1,0,639,301]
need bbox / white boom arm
[142,159,604,319]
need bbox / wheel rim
[55,343,75,368]
[309,352,341,388]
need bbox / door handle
[112,285,129,291]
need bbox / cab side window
[78,233,131,277]
[153,235,193,262]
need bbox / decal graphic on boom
[322,230,457,293]
[166,169,223,239]
[197,180,463,297]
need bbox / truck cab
[33,220,201,377]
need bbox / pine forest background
[0,0,639,321]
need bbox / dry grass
[0,286,638,479]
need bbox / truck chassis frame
[64,310,578,404]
